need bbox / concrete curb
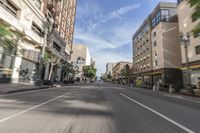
[0,86,50,94]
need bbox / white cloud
[98,4,141,23]
[74,21,140,76]
[74,3,141,76]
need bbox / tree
[83,65,97,82]
[120,64,132,84]
[189,0,200,36]
[43,51,61,80]
[61,61,75,81]
[0,24,19,53]
[107,73,112,80]
[100,73,107,81]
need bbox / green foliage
[136,78,142,87]
[100,74,107,81]
[44,51,52,63]
[0,24,16,49]
[189,0,200,7]
[83,65,97,80]
[107,73,112,79]
[121,65,131,79]
[62,61,75,75]
[189,0,200,35]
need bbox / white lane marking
[165,94,200,104]
[0,92,70,124]
[120,93,196,133]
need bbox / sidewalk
[0,83,50,94]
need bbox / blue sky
[74,0,176,76]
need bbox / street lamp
[180,32,191,86]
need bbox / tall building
[43,0,76,49]
[177,0,200,88]
[42,0,77,81]
[0,0,77,83]
[106,63,117,76]
[132,2,183,90]
[71,44,91,81]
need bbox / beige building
[132,16,152,87]
[178,0,200,88]
[0,0,77,83]
[0,0,47,83]
[43,0,76,49]
[42,0,77,81]
[132,2,183,90]
[71,44,91,81]
[112,61,132,83]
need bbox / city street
[0,82,200,133]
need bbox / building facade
[0,0,77,83]
[106,63,117,76]
[178,0,200,89]
[112,61,132,84]
[71,44,91,81]
[42,0,77,82]
[132,2,183,90]
[0,0,46,83]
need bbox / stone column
[44,63,50,80]
[11,39,22,83]
[56,65,62,82]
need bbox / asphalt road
[0,82,200,133]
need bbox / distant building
[71,44,91,81]
[106,63,117,76]
[178,0,200,88]
[112,61,132,83]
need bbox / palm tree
[189,0,200,36]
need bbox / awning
[149,71,162,75]
[180,65,200,70]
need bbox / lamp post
[180,32,191,86]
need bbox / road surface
[0,82,200,133]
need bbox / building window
[32,0,42,10]
[151,11,161,27]
[31,22,44,37]
[0,0,19,17]
[153,41,157,47]
[155,61,158,66]
[195,45,200,55]
[53,42,61,52]
[155,51,157,57]
[161,9,169,21]
[153,32,156,37]
[147,55,149,60]
[194,32,200,38]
